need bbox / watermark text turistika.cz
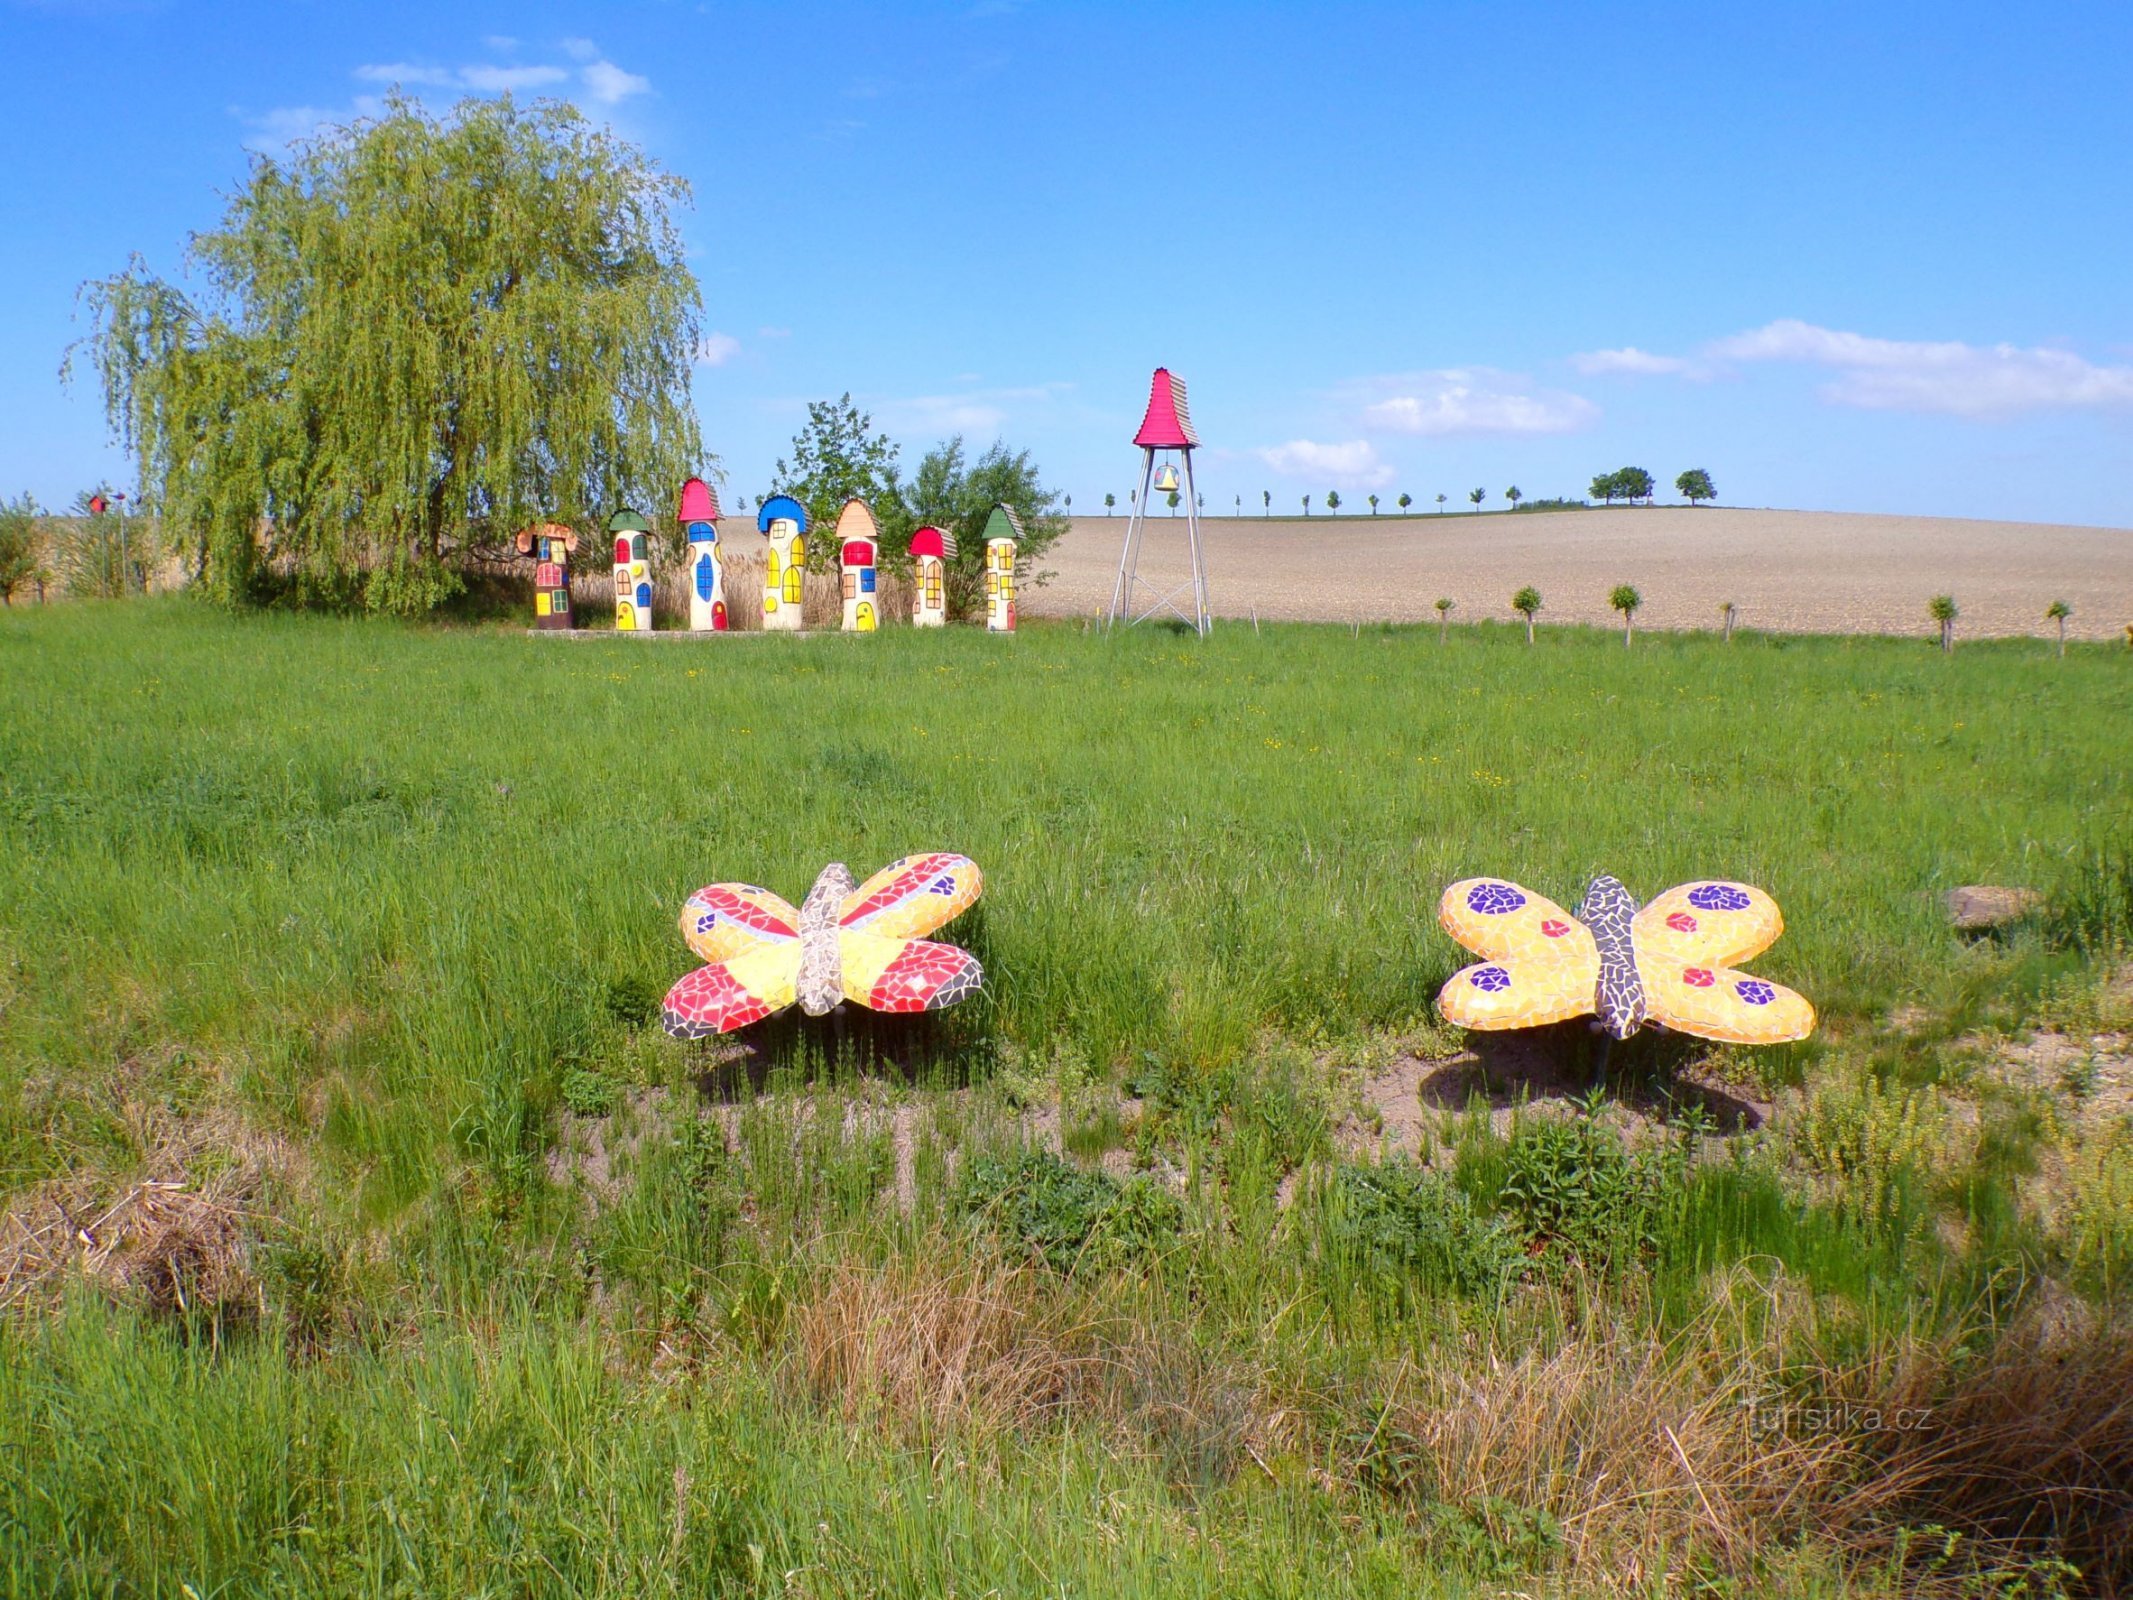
[1745,1398,1934,1437]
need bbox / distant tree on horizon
[1506,485,1523,511]
[1326,489,1342,515]
[1434,595,1454,644]
[1720,599,1738,642]
[1262,489,1271,516]
[1398,492,1412,512]
[1063,493,1072,514]
[1303,494,1312,516]
[1929,594,1959,654]
[1368,493,1379,514]
[1513,585,1542,644]
[2047,598,2071,657]
[1166,489,1180,514]
[1676,468,1716,505]
[1105,492,1115,515]
[1436,493,1447,513]
[1469,487,1486,512]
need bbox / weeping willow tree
[73,95,704,610]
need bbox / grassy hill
[2,601,2129,1596]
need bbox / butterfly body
[1437,874,1813,1046]
[662,853,984,1039]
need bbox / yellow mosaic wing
[677,883,803,964]
[1632,881,1785,967]
[1638,956,1815,1045]
[1439,878,1595,965]
[1436,879,1600,1031]
[838,853,982,940]
[1438,953,1601,1031]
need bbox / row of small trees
[1092,473,1720,516]
[1422,586,2084,654]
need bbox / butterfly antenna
[1591,1032,1613,1089]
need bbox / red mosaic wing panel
[660,945,800,1038]
[862,938,985,1014]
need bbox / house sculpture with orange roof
[837,499,879,632]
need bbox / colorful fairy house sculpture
[1436,875,1815,1046]
[610,509,654,631]
[661,853,985,1037]
[837,499,879,632]
[759,494,808,631]
[910,525,954,627]
[679,477,726,631]
[513,522,578,629]
[984,504,1022,633]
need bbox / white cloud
[1253,439,1396,490]
[240,95,388,153]
[580,59,651,104]
[354,62,456,87]
[1705,319,2133,416]
[696,332,742,366]
[1570,346,1697,377]
[458,63,570,92]
[876,382,1070,440]
[757,326,792,340]
[1351,370,1599,437]
[560,37,601,62]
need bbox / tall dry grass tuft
[1848,1307,2133,1593]
[788,1251,1107,1437]
[1347,1328,1869,1587]
[0,1107,285,1327]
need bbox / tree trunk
[1624,616,1634,648]
[2058,618,2067,657]
[1439,615,1447,645]
[1525,616,1534,646]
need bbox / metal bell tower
[1105,366,1211,636]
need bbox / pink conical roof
[678,477,721,521]
[1133,367,1199,449]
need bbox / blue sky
[4,0,2130,525]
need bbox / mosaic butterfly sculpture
[1436,875,1814,1045]
[661,854,983,1038]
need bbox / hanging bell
[1153,462,1181,495]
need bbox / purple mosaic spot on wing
[1689,884,1754,912]
[1735,979,1776,1006]
[1467,883,1527,916]
[695,913,719,933]
[1470,965,1512,992]
[929,875,957,896]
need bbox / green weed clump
[958,1149,1180,1272]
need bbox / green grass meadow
[3,600,2130,1597]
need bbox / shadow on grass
[1420,1023,1768,1133]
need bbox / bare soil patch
[1028,507,2133,640]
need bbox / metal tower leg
[1106,450,1156,631]
[1181,451,1210,636]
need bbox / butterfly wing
[838,853,983,941]
[1439,878,1596,964]
[1435,878,1601,1031]
[1631,881,1785,967]
[661,944,801,1038]
[838,928,984,1013]
[1638,956,1815,1045]
[1437,952,1602,1030]
[678,883,802,964]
